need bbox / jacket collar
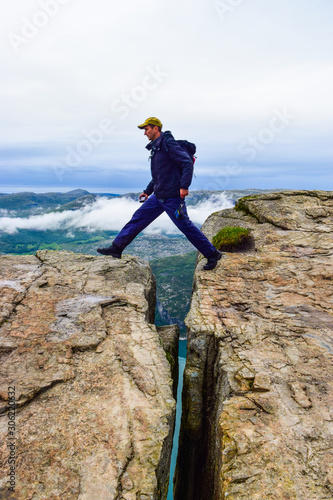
[146,131,164,151]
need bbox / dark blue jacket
[143,131,194,199]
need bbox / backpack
[162,131,197,165]
[176,140,197,164]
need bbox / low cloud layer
[0,192,233,235]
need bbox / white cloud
[0,192,233,234]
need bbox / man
[97,117,222,270]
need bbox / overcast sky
[1,0,332,193]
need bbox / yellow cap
[137,117,163,129]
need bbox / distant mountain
[0,189,91,215]
[0,189,123,216]
[53,194,98,212]
[120,188,283,205]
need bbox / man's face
[144,125,160,142]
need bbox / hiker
[97,117,222,270]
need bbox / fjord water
[167,339,187,499]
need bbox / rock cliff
[0,250,177,499]
[175,190,333,499]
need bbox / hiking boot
[203,250,222,271]
[97,243,122,258]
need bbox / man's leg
[162,197,218,258]
[111,194,164,251]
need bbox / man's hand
[139,193,148,201]
[180,189,188,198]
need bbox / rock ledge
[0,250,177,500]
[175,190,333,500]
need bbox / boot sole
[97,249,122,258]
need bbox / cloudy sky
[1,0,332,193]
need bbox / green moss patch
[234,199,252,214]
[212,226,252,252]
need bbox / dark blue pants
[113,194,217,258]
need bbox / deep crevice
[173,334,221,500]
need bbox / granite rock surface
[0,250,177,500]
[175,190,333,500]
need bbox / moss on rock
[212,226,251,252]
